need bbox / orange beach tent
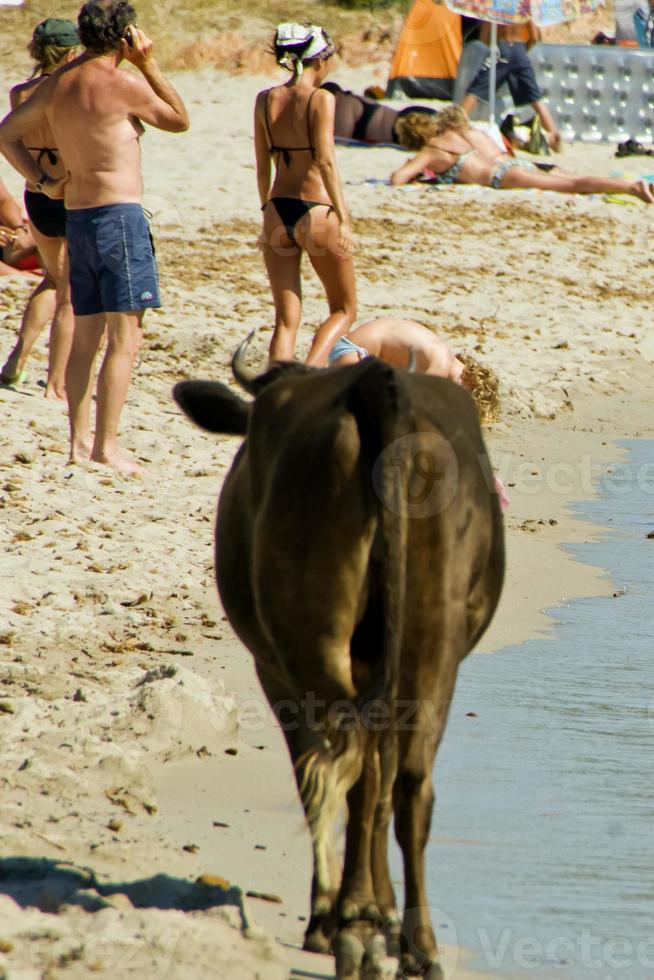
[387,0,463,99]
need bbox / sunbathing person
[328,316,500,423]
[321,81,436,145]
[390,106,654,202]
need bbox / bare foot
[547,131,562,152]
[44,386,67,402]
[635,180,654,204]
[69,438,93,464]
[91,447,146,477]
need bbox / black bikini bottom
[24,190,67,239]
[267,197,334,243]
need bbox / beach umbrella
[444,0,604,121]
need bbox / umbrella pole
[488,20,497,125]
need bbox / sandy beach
[1,50,654,980]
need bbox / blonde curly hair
[395,106,471,150]
[458,353,500,423]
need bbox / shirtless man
[0,1,189,475]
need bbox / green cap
[33,18,80,47]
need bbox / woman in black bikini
[321,81,437,146]
[254,23,356,365]
[1,19,80,398]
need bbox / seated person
[0,176,40,274]
[328,316,500,423]
[322,80,436,145]
[390,107,654,202]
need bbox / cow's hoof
[303,922,333,955]
[341,898,382,924]
[382,912,402,959]
[334,929,366,979]
[361,932,391,979]
[399,954,444,978]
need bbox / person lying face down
[327,316,500,423]
[390,106,654,202]
[321,81,437,146]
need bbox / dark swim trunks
[24,189,67,238]
[66,203,161,316]
[467,41,542,106]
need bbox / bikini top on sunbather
[264,88,318,167]
[425,141,475,185]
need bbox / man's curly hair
[78,1,137,53]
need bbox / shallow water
[401,439,654,980]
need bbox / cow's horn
[407,346,417,373]
[231,330,259,394]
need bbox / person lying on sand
[321,80,436,145]
[328,316,508,511]
[327,316,500,423]
[390,106,654,203]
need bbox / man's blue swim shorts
[66,203,161,316]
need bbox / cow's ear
[173,381,249,436]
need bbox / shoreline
[2,63,654,978]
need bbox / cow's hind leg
[371,732,401,957]
[394,693,453,978]
[333,729,394,979]
[254,662,344,953]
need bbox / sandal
[616,138,653,158]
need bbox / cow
[173,339,504,979]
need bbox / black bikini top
[264,88,318,167]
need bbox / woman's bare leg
[1,276,55,382]
[261,208,303,362]
[501,166,654,202]
[30,226,74,401]
[300,208,357,367]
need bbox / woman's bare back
[426,126,510,186]
[262,85,330,202]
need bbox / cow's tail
[298,363,409,865]
[348,359,408,714]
